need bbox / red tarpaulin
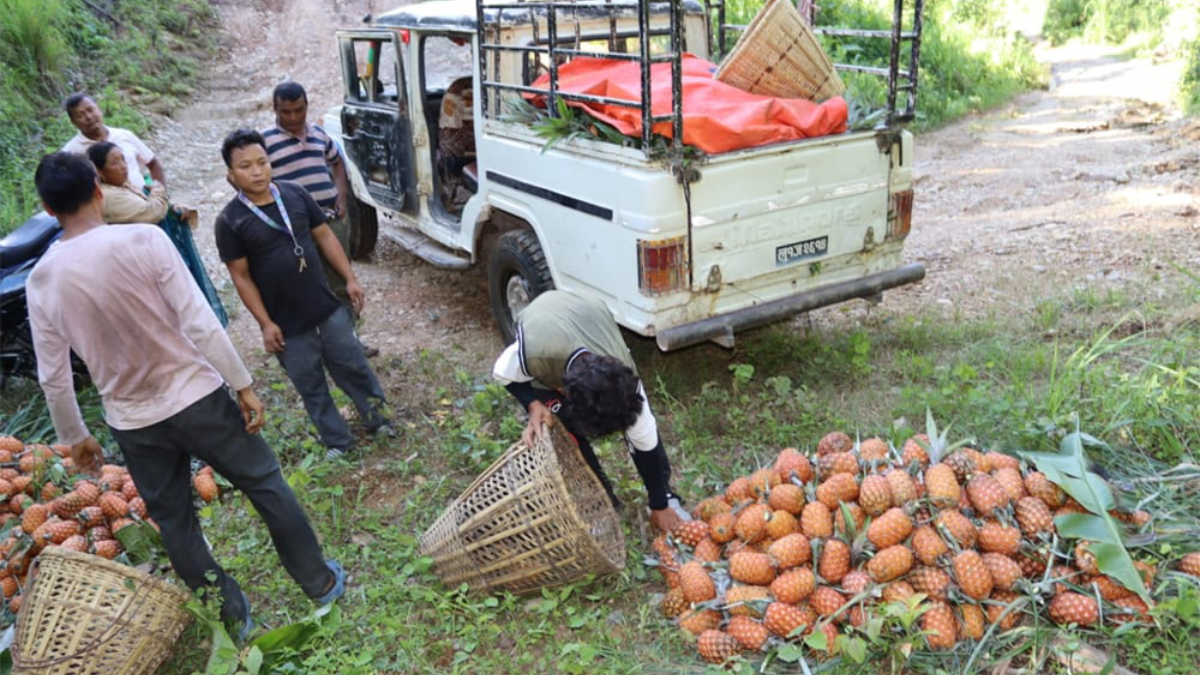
[529,54,848,154]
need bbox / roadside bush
[1183,37,1200,114]
[1044,0,1171,46]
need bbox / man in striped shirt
[263,82,378,355]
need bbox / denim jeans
[109,387,332,623]
[276,305,388,450]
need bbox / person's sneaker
[325,447,351,461]
[368,423,398,439]
[315,560,346,605]
[224,587,254,643]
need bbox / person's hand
[521,400,553,447]
[346,280,366,315]
[261,322,286,353]
[335,195,347,219]
[236,387,266,434]
[70,437,103,476]
[651,507,684,534]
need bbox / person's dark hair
[272,81,307,106]
[561,353,643,438]
[63,92,91,113]
[86,141,119,171]
[35,152,98,215]
[221,128,267,167]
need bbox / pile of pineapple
[0,435,219,619]
[654,430,1200,664]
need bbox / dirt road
[150,2,1200,379]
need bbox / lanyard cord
[238,183,304,259]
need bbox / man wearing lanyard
[215,129,392,460]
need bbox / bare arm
[330,158,349,218]
[311,223,364,312]
[225,257,286,353]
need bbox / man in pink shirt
[28,152,344,639]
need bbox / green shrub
[1182,36,1200,114]
[1044,0,1172,46]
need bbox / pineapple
[857,474,893,516]
[1106,595,1150,626]
[812,622,841,658]
[800,501,833,539]
[815,474,858,510]
[1015,496,1054,536]
[0,436,21,454]
[694,496,732,522]
[818,452,859,478]
[984,451,1020,472]
[725,476,754,504]
[764,510,798,541]
[911,524,950,565]
[901,434,930,466]
[767,533,811,569]
[21,503,49,535]
[980,553,1022,591]
[91,538,123,560]
[991,467,1027,502]
[99,492,130,519]
[730,551,777,586]
[817,539,851,583]
[727,615,770,651]
[1048,592,1099,626]
[735,503,771,544]
[858,437,890,462]
[1073,541,1099,575]
[58,534,88,553]
[724,584,771,617]
[958,604,986,640]
[810,585,848,619]
[660,587,687,618]
[833,502,867,537]
[816,431,853,457]
[882,581,916,603]
[763,601,814,638]
[1087,574,1131,601]
[944,449,981,483]
[678,608,721,635]
[840,569,873,595]
[770,566,816,604]
[924,464,960,507]
[767,483,804,515]
[867,545,914,583]
[965,474,1008,516]
[653,534,681,574]
[952,550,994,600]
[883,468,919,506]
[710,512,736,544]
[923,602,958,650]
[673,520,709,547]
[679,561,717,603]
[774,448,814,484]
[866,507,913,550]
[1024,471,1065,508]
[693,537,722,562]
[1179,552,1200,577]
[935,509,978,548]
[909,565,951,601]
[977,520,1022,556]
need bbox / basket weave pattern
[715,0,845,101]
[12,548,192,675]
[419,418,625,594]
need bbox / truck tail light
[887,189,913,239]
[637,237,687,295]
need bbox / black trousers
[526,388,621,508]
[109,387,331,622]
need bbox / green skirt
[160,209,229,327]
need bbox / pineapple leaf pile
[653,417,1200,668]
[0,435,220,622]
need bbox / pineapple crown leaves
[1020,430,1151,603]
[918,409,975,464]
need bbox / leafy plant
[186,599,340,675]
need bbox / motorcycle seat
[0,212,61,270]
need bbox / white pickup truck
[325,0,925,349]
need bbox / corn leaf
[1021,430,1150,602]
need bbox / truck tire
[487,229,555,344]
[346,195,379,260]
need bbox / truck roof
[374,0,704,32]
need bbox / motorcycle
[0,211,88,387]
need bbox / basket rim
[25,546,193,603]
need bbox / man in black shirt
[215,129,391,459]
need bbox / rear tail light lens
[637,237,687,295]
[887,189,913,239]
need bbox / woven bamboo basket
[11,547,193,675]
[418,417,625,594]
[715,0,845,101]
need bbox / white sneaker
[665,496,692,522]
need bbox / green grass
[0,0,216,235]
[3,267,1197,674]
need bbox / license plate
[775,236,829,267]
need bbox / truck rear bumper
[655,263,926,351]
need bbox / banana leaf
[1021,430,1150,603]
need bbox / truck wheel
[488,229,554,344]
[346,195,379,260]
